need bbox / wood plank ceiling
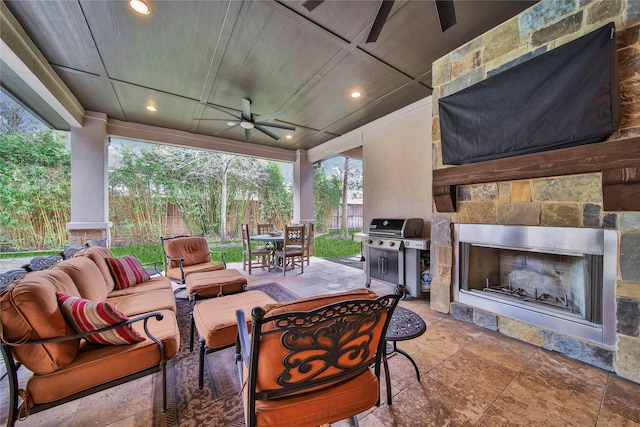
[2,0,535,151]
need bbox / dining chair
[235,288,401,427]
[302,222,314,265]
[241,224,272,274]
[274,225,305,276]
[256,223,275,235]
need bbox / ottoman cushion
[194,290,276,350]
[185,269,247,299]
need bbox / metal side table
[383,305,427,404]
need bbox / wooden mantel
[432,136,640,212]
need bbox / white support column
[66,112,112,246]
[293,149,314,224]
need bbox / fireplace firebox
[453,224,616,347]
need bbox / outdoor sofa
[0,246,180,425]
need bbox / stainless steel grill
[364,218,429,298]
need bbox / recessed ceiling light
[286,135,293,139]
[351,91,362,98]
[130,0,151,15]
[146,104,157,112]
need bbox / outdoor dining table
[250,234,285,270]
[249,234,284,248]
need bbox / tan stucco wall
[363,99,432,233]
[308,97,433,234]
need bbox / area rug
[154,282,299,426]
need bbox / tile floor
[2,257,639,426]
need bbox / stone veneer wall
[429,0,640,383]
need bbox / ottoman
[193,290,277,389]
[185,269,248,351]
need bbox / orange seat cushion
[26,309,180,405]
[185,269,247,298]
[250,368,379,427]
[165,262,225,281]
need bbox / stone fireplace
[429,0,640,384]
[454,224,617,347]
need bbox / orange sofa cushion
[54,257,109,301]
[25,309,180,405]
[75,246,117,293]
[0,270,81,374]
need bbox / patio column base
[66,222,112,247]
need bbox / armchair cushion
[57,293,144,345]
[105,255,150,290]
[256,289,381,397]
[251,368,379,427]
[164,236,211,267]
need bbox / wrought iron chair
[160,235,226,284]
[241,224,272,274]
[274,225,305,276]
[21,255,62,272]
[235,289,401,427]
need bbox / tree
[341,157,350,237]
[109,142,281,242]
[312,164,341,233]
[0,95,44,135]
[0,130,70,249]
[258,162,292,229]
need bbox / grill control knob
[388,241,395,247]
[367,239,373,244]
[378,240,384,245]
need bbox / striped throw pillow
[105,255,150,289]
[57,293,144,345]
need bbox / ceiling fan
[302,0,456,42]
[194,98,295,142]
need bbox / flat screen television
[439,22,621,165]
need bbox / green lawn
[0,231,362,265]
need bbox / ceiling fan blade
[255,125,280,140]
[366,0,395,43]
[244,128,252,143]
[204,103,242,120]
[241,98,252,120]
[254,110,286,122]
[254,121,296,131]
[435,0,456,32]
[302,0,323,12]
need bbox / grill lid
[368,218,424,238]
